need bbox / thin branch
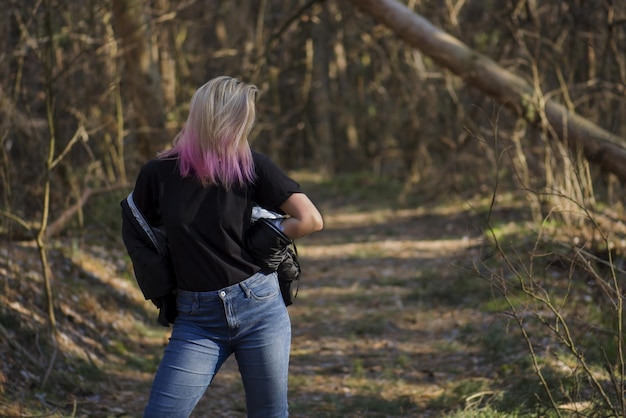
[0,211,34,233]
[265,0,324,52]
[50,123,88,171]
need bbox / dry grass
[1,185,624,417]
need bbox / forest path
[104,202,494,418]
[0,197,499,418]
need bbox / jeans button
[219,291,226,298]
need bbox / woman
[127,76,323,417]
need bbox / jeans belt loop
[239,281,252,298]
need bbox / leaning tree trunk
[346,0,626,183]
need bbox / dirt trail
[1,202,494,417]
[122,205,490,418]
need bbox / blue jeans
[143,272,291,418]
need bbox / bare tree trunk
[346,0,626,183]
[111,0,167,159]
[102,9,127,185]
[311,3,334,175]
[154,0,176,111]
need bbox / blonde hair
[160,76,257,188]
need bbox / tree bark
[345,0,626,183]
[311,3,335,175]
[111,0,167,159]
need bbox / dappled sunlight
[6,299,47,327]
[0,201,501,417]
[321,205,477,230]
[323,207,427,229]
[273,197,508,415]
[0,239,172,417]
[289,326,486,411]
[5,190,619,416]
[69,247,145,305]
[304,236,482,260]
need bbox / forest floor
[1,176,622,417]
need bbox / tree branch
[346,0,626,182]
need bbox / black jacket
[120,192,176,301]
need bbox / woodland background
[1,0,626,417]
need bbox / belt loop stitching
[239,281,252,298]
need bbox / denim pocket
[247,274,280,301]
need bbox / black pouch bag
[245,217,301,306]
[276,244,300,306]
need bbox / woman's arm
[279,192,324,240]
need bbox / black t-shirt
[132,151,302,291]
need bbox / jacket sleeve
[121,194,176,300]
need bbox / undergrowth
[1,173,625,417]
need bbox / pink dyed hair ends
[160,76,257,188]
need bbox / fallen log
[346,0,626,183]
